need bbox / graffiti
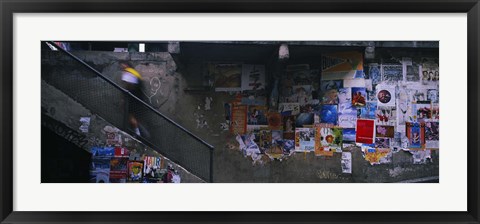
[316,170,348,180]
[142,76,173,109]
[42,114,88,148]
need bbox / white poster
[376,85,396,107]
[241,64,265,91]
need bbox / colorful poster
[241,64,265,91]
[406,122,425,149]
[427,89,439,103]
[358,101,377,119]
[230,104,247,134]
[320,80,343,93]
[258,130,272,153]
[338,102,357,128]
[320,127,343,152]
[375,106,396,126]
[109,157,128,183]
[267,112,282,130]
[356,119,375,144]
[278,103,300,116]
[91,146,115,157]
[320,104,338,125]
[295,128,315,151]
[376,85,396,107]
[413,103,432,122]
[351,87,367,107]
[143,156,161,175]
[321,51,364,80]
[425,121,439,149]
[247,105,268,125]
[376,125,395,138]
[127,161,144,182]
[341,152,352,174]
[283,115,296,139]
[114,147,129,158]
[211,63,242,92]
[342,128,356,143]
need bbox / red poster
[356,119,375,144]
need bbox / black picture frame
[1,0,479,223]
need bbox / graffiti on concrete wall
[42,114,88,148]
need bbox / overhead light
[279,44,289,60]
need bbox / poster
[405,61,421,82]
[356,119,375,144]
[375,137,390,148]
[230,104,247,135]
[363,148,392,165]
[427,89,439,103]
[376,85,396,107]
[127,161,144,182]
[211,63,242,92]
[258,130,272,153]
[278,103,300,116]
[338,102,357,128]
[421,59,439,81]
[368,63,382,85]
[342,128,356,148]
[283,115,296,139]
[425,121,439,149]
[338,87,351,104]
[314,123,335,157]
[295,128,316,152]
[351,87,367,107]
[109,157,128,183]
[90,157,111,183]
[320,127,343,152]
[376,125,395,138]
[341,152,352,174]
[375,106,396,126]
[295,113,314,127]
[241,64,265,91]
[413,102,432,122]
[358,101,377,119]
[247,105,268,125]
[285,85,313,105]
[406,122,425,149]
[321,51,364,80]
[320,104,338,125]
[267,112,283,130]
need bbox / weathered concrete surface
[41,79,204,183]
[42,45,439,183]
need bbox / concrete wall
[41,45,439,183]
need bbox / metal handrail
[46,41,214,150]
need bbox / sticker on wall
[356,119,375,144]
[79,117,91,133]
[241,64,266,91]
[376,85,396,107]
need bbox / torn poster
[267,112,283,130]
[321,104,338,125]
[425,121,439,149]
[351,87,367,107]
[79,117,90,133]
[321,51,364,80]
[406,122,425,149]
[375,137,390,148]
[230,104,247,135]
[341,152,352,174]
[237,134,262,164]
[241,64,266,91]
[258,130,272,153]
[338,102,357,128]
[376,85,396,107]
[295,128,316,152]
[286,85,313,105]
[363,147,392,165]
[279,103,300,116]
[410,149,432,164]
[210,63,242,92]
[320,127,343,152]
[356,119,375,144]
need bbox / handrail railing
[43,41,214,182]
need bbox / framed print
[1,0,480,224]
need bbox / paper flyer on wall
[320,127,343,152]
[109,157,128,183]
[127,160,144,182]
[376,85,396,107]
[241,64,266,91]
[356,119,375,144]
[295,128,315,152]
[341,152,352,174]
[425,121,439,149]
